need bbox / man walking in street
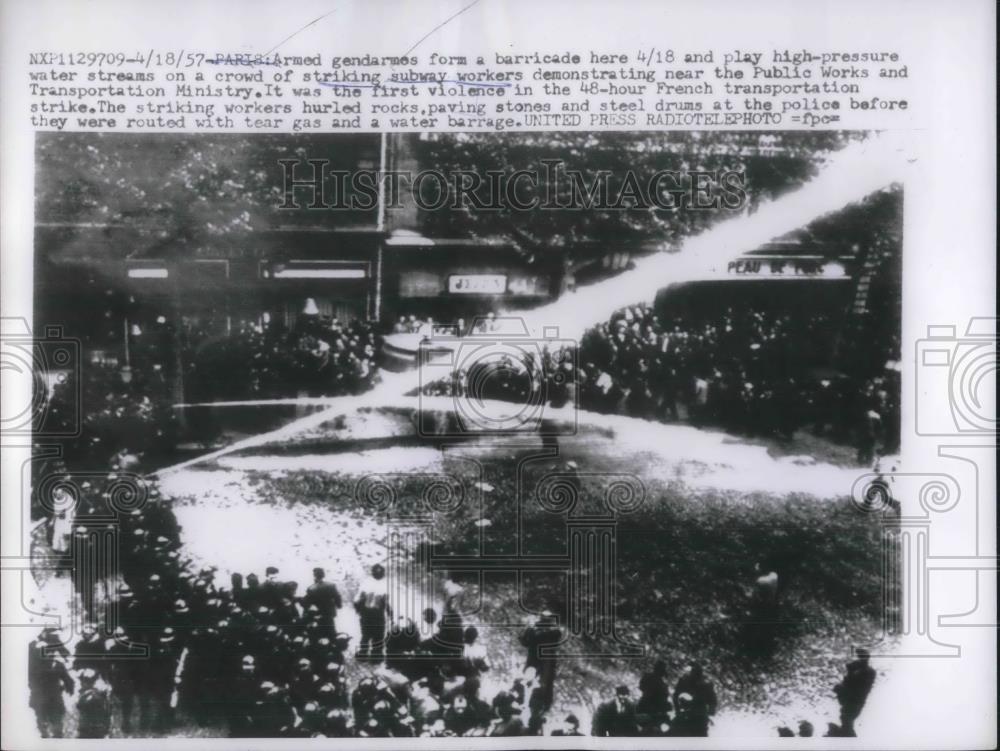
[519,611,562,713]
[354,563,391,661]
[834,648,876,736]
[303,567,343,631]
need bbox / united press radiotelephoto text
[29,48,910,132]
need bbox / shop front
[381,235,561,330]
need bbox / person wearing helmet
[289,657,320,710]
[105,626,140,733]
[255,681,295,737]
[138,626,179,732]
[323,708,351,737]
[228,655,259,738]
[385,616,420,676]
[76,668,112,738]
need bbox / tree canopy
[36,131,867,262]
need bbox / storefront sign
[726,258,847,278]
[448,274,507,294]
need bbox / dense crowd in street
[30,482,878,739]
[26,129,901,742]
[574,304,900,460]
[40,293,899,472]
[183,309,381,402]
[420,303,900,463]
[29,295,893,739]
[32,471,728,739]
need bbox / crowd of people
[29,306,888,739]
[30,511,667,739]
[40,296,900,476]
[575,303,899,456]
[34,437,734,739]
[419,303,900,464]
[183,308,380,403]
[390,313,513,338]
[33,320,179,521]
[30,479,878,740]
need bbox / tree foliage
[36,132,866,262]
[35,133,381,258]
[414,131,866,252]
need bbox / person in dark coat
[442,694,488,736]
[672,663,718,737]
[105,626,140,733]
[670,692,711,736]
[459,625,490,679]
[303,567,343,630]
[289,657,320,710]
[592,685,638,736]
[385,616,420,676]
[519,612,562,712]
[637,659,673,734]
[489,692,526,736]
[138,626,179,732]
[76,669,112,738]
[228,655,260,738]
[28,628,73,738]
[834,649,876,736]
[73,624,108,679]
[436,594,465,674]
[242,573,262,610]
[259,566,286,610]
[255,683,296,736]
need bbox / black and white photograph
[0,2,995,749]
[21,129,904,739]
